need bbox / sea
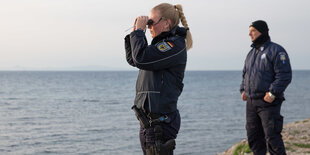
[0,71,309,155]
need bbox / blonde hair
[152,3,193,50]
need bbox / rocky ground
[218,118,310,155]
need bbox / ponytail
[175,4,192,50]
[153,3,193,50]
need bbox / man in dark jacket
[240,20,292,155]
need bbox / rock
[217,118,310,155]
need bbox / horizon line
[0,69,309,72]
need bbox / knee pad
[159,139,176,155]
[145,139,176,155]
[146,125,176,155]
[146,146,157,155]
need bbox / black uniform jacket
[124,26,187,114]
[240,40,292,99]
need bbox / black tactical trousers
[246,98,286,155]
[139,110,180,155]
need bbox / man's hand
[132,18,137,31]
[133,16,148,31]
[264,92,275,103]
[241,91,247,101]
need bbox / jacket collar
[151,26,187,45]
[251,39,271,52]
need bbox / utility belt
[132,105,171,128]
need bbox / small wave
[50,133,68,137]
[87,129,105,133]
[82,99,100,102]
[32,142,42,145]
[1,102,10,105]
[7,98,19,100]
[27,98,38,101]
[8,107,22,110]
[105,100,121,105]
[37,150,58,154]
[9,144,19,148]
[18,117,33,120]
[43,150,54,154]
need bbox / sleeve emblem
[156,42,173,52]
[279,52,286,64]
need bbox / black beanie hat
[250,20,269,34]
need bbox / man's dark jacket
[240,39,292,99]
[124,27,187,114]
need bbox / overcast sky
[0,0,309,70]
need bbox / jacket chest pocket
[258,58,265,71]
[260,53,273,72]
[256,53,269,71]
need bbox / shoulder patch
[156,42,172,52]
[279,52,287,64]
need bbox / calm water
[0,71,309,155]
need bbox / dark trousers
[139,110,180,155]
[246,98,286,155]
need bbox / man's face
[249,26,262,42]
